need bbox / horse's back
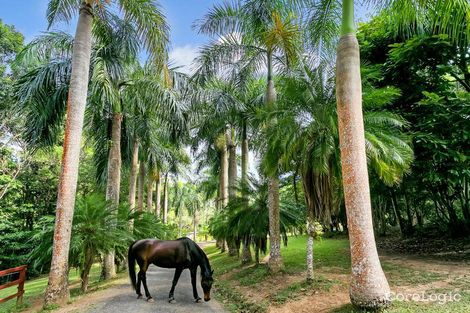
[130,238,189,268]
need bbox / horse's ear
[211,269,214,275]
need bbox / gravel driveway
[84,264,226,313]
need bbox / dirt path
[267,254,470,313]
[54,265,226,313]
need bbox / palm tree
[334,1,392,304]
[29,194,132,294]
[17,2,168,302]
[304,0,468,308]
[85,16,144,280]
[16,19,167,281]
[195,0,301,272]
[41,0,168,305]
[267,58,413,285]
[209,175,304,264]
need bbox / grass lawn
[205,236,470,313]
[0,264,121,313]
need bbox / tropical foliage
[0,0,469,310]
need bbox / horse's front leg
[169,267,183,303]
[190,267,202,303]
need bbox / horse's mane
[177,237,212,276]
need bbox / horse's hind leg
[136,260,143,299]
[169,267,183,303]
[139,262,153,302]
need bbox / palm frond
[46,0,80,28]
[118,0,169,63]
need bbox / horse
[128,237,214,303]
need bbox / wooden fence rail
[0,265,27,306]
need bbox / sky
[0,0,371,74]
[0,0,220,73]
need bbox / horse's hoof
[147,298,155,303]
[195,298,203,303]
[169,298,176,304]
[137,295,143,300]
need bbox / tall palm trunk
[128,139,139,214]
[155,169,161,217]
[44,3,93,305]
[241,121,249,187]
[193,205,198,241]
[227,127,238,257]
[103,112,122,280]
[147,173,154,212]
[162,173,169,224]
[241,121,252,264]
[335,0,390,308]
[216,134,229,252]
[227,127,237,199]
[220,133,229,208]
[266,51,283,272]
[137,162,145,211]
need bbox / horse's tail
[128,241,137,290]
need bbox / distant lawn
[0,264,114,313]
[205,235,470,313]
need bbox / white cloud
[169,45,199,75]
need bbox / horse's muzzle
[204,293,211,302]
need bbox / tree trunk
[155,170,161,217]
[241,121,249,188]
[241,237,252,265]
[306,212,315,284]
[461,176,470,225]
[254,241,260,264]
[162,173,168,224]
[218,133,229,252]
[137,162,145,211]
[193,208,198,241]
[227,127,237,199]
[227,127,238,257]
[335,0,390,308]
[147,173,154,212]
[44,3,93,306]
[128,139,139,214]
[240,121,252,264]
[220,133,229,208]
[103,112,122,280]
[390,191,406,236]
[80,247,94,293]
[266,51,283,272]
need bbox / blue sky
[0,0,219,71]
[1,1,371,72]
[0,0,216,44]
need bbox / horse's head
[201,269,214,301]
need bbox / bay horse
[128,237,214,303]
